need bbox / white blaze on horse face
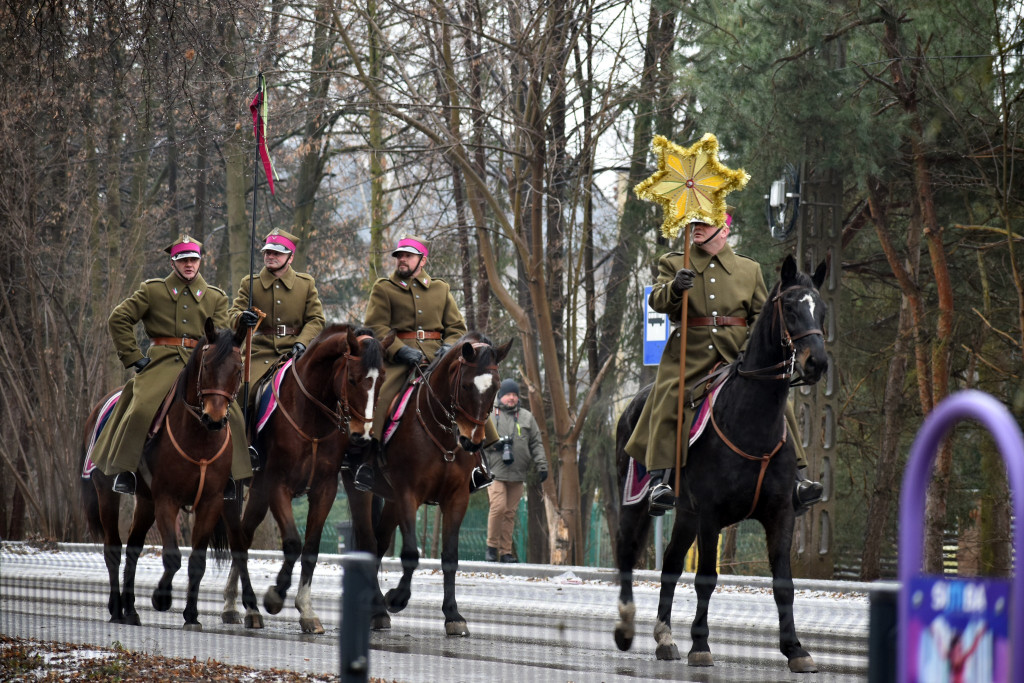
[474,373,496,395]
[800,293,816,320]
[363,368,380,425]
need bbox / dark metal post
[868,582,899,682]
[340,552,376,683]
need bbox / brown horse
[220,323,394,634]
[346,332,512,636]
[80,317,260,631]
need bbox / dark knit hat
[497,379,519,399]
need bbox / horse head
[183,317,244,430]
[773,254,829,384]
[433,333,513,452]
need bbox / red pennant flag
[250,75,276,195]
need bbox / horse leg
[653,510,698,662]
[439,491,470,637]
[93,480,126,623]
[346,486,390,631]
[264,486,301,615]
[687,517,720,667]
[613,502,652,652]
[121,496,156,626]
[220,496,263,629]
[382,496,418,615]
[150,497,182,614]
[293,479,339,634]
[764,514,817,673]
[223,476,269,626]
[182,501,222,631]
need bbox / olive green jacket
[92,271,251,479]
[483,405,548,482]
[229,265,325,388]
[624,243,768,471]
[364,270,468,437]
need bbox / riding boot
[248,445,262,472]
[793,467,824,514]
[647,469,674,517]
[112,471,136,496]
[469,466,493,494]
[353,463,375,492]
[223,478,236,501]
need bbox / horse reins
[415,342,496,461]
[272,335,374,492]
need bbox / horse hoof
[788,656,818,673]
[371,614,392,630]
[656,643,681,660]
[263,587,284,615]
[687,651,713,667]
[152,592,172,612]
[183,622,203,632]
[300,617,325,634]
[613,628,633,652]
[125,613,141,627]
[445,621,469,637]
[221,610,242,625]
[384,589,408,614]
[245,613,264,629]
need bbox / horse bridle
[416,342,497,461]
[183,342,242,419]
[736,285,823,385]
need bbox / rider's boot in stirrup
[793,466,824,515]
[354,463,375,492]
[469,466,493,494]
[647,469,674,516]
[248,445,262,472]
[112,471,136,496]
[223,478,237,501]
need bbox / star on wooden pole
[634,133,750,239]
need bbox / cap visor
[171,251,201,260]
[261,244,291,253]
[392,246,423,256]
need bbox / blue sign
[643,285,668,366]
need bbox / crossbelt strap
[396,330,442,340]
[150,336,198,348]
[687,316,747,327]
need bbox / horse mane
[175,328,235,402]
[307,323,386,373]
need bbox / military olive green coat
[624,243,768,471]
[228,265,325,393]
[364,270,469,438]
[91,271,252,480]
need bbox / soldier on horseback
[624,210,823,516]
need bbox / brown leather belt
[687,316,747,327]
[151,336,198,348]
[397,330,442,341]
[256,325,300,337]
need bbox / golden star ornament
[634,133,750,239]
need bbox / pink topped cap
[392,235,429,257]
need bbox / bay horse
[220,323,394,634]
[613,255,828,673]
[80,317,259,631]
[346,332,512,636]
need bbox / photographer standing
[484,379,548,563]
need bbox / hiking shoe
[484,546,498,562]
[499,553,519,563]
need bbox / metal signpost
[340,552,377,683]
[884,390,1024,683]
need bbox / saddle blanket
[81,391,122,479]
[255,358,294,435]
[382,377,422,444]
[622,382,723,507]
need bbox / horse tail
[79,447,104,541]
[210,516,230,565]
[615,383,653,490]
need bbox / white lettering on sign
[930,580,988,614]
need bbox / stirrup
[648,483,674,516]
[248,445,262,472]
[793,479,823,514]
[112,471,136,496]
[223,478,237,501]
[469,466,493,494]
[353,463,375,492]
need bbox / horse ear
[495,338,514,364]
[812,258,828,290]
[346,325,360,352]
[380,329,396,351]
[461,340,475,361]
[204,317,217,344]
[780,254,797,285]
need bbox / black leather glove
[394,345,426,367]
[671,268,696,294]
[437,343,452,358]
[291,343,306,360]
[132,357,151,372]
[240,310,260,327]
[538,470,548,484]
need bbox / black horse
[613,254,829,673]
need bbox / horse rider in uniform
[91,235,252,498]
[359,234,498,492]
[624,210,824,516]
[229,228,326,466]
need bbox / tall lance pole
[242,72,266,429]
[673,223,691,495]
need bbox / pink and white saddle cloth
[81,391,123,479]
[622,381,723,507]
[254,358,294,435]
